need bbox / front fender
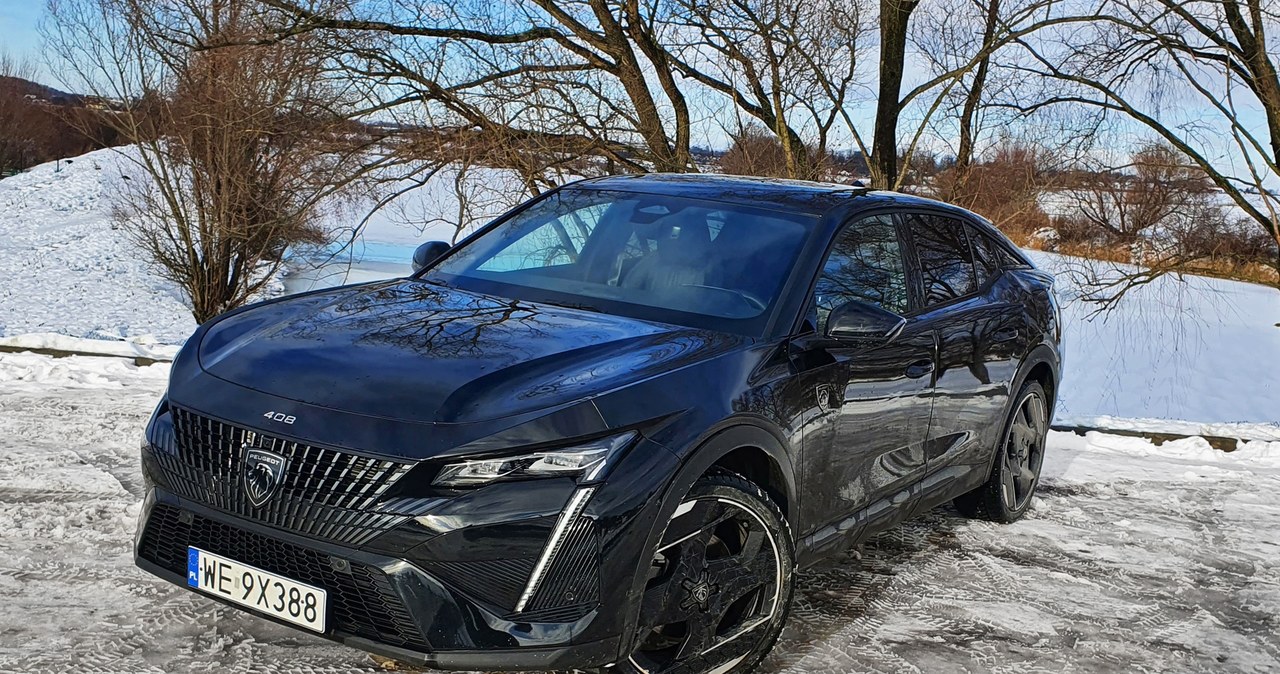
[612,420,798,659]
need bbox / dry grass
[1019,237,1280,288]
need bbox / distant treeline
[0,76,124,175]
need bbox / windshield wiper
[534,298,603,314]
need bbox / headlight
[432,431,637,488]
[143,399,177,455]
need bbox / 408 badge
[262,411,295,424]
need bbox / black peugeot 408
[136,174,1062,674]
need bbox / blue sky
[1,1,47,80]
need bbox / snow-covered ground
[0,352,1277,672]
[1031,252,1280,426]
[0,148,198,345]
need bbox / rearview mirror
[412,241,451,273]
[826,300,907,342]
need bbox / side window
[906,214,977,307]
[476,203,606,272]
[967,225,1003,285]
[813,214,909,332]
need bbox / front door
[794,213,936,557]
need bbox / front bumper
[135,432,680,670]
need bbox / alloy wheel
[628,495,783,674]
[1001,391,1047,511]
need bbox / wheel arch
[979,344,1060,477]
[1016,343,1060,414]
[665,423,797,525]
[615,422,798,659]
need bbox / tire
[610,469,795,674]
[954,381,1050,523]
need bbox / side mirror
[826,300,907,342]
[412,241,451,273]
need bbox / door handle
[993,329,1019,343]
[905,359,935,379]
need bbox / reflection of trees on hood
[276,282,564,360]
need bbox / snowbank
[0,147,197,344]
[0,350,170,389]
[0,332,180,361]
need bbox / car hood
[198,279,747,424]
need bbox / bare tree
[666,0,871,180]
[1017,0,1280,286]
[932,142,1052,237]
[0,50,116,173]
[256,0,698,174]
[718,123,803,178]
[1069,144,1213,247]
[46,0,387,322]
[0,52,44,173]
[1049,142,1277,309]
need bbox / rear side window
[905,214,977,307]
[967,225,1003,285]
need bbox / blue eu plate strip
[187,547,199,587]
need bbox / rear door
[900,213,1023,488]
[795,213,936,553]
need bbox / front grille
[153,408,412,546]
[139,503,429,651]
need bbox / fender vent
[522,518,600,619]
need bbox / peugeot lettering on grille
[243,448,287,507]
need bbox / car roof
[569,173,967,218]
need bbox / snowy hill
[1033,252,1280,426]
[0,147,196,343]
[1,147,1277,428]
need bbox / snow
[1031,251,1280,426]
[1061,415,1280,443]
[0,147,198,344]
[0,332,181,361]
[0,349,170,389]
[0,351,1277,671]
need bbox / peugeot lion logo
[243,447,288,507]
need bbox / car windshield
[425,188,817,335]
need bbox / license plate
[187,547,327,632]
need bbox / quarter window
[967,226,1004,285]
[906,214,978,307]
[813,214,909,331]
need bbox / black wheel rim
[630,497,781,674]
[1002,391,1047,511]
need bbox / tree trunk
[871,0,917,189]
[955,0,1001,181]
